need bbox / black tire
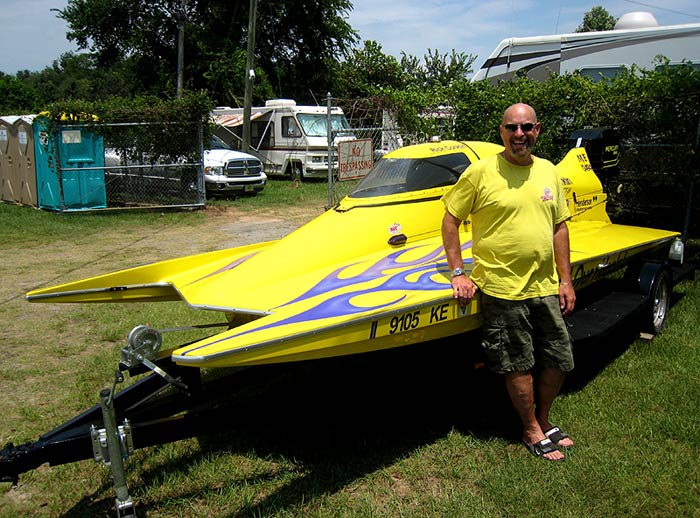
[287,162,303,182]
[645,268,671,335]
[625,261,672,335]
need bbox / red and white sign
[337,139,373,181]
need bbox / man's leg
[504,370,565,461]
[535,367,574,447]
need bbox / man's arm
[441,211,478,305]
[553,221,575,315]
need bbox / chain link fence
[606,143,698,238]
[46,121,206,212]
[100,121,205,210]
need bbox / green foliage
[576,5,617,32]
[400,49,476,88]
[370,64,700,165]
[334,40,405,98]
[202,49,275,108]
[334,44,477,101]
[0,73,40,113]
[56,0,358,105]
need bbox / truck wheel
[287,163,304,182]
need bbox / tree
[0,73,39,113]
[333,40,405,98]
[576,6,617,32]
[57,0,358,104]
[21,53,139,105]
[400,49,476,88]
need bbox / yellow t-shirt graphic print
[442,154,571,300]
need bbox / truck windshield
[297,114,350,137]
[209,135,231,150]
[350,152,471,198]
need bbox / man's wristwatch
[451,267,465,278]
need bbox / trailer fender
[628,261,672,334]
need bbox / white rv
[472,12,700,83]
[211,99,352,180]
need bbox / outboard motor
[569,127,621,186]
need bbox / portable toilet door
[33,116,107,211]
[13,116,38,207]
[0,117,18,203]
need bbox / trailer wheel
[646,268,671,334]
[625,261,672,335]
[636,263,673,334]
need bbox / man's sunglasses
[503,123,536,132]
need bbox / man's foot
[544,426,574,448]
[523,438,564,461]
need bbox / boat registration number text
[369,302,468,339]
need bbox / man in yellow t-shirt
[441,103,576,461]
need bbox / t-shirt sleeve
[442,167,477,221]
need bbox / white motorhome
[211,99,352,180]
[472,12,700,83]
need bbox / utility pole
[176,0,186,98]
[242,0,257,152]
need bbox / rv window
[282,116,302,138]
[578,66,625,82]
[297,114,350,137]
[655,61,700,72]
[251,121,274,149]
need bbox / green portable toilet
[33,114,107,211]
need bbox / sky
[1,0,699,75]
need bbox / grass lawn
[1,185,699,517]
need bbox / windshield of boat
[297,114,350,137]
[349,152,471,198]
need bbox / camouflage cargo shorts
[480,293,574,374]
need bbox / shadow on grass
[61,300,678,517]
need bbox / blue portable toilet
[33,114,107,211]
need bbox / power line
[622,0,700,20]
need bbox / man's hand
[558,282,575,316]
[452,275,478,307]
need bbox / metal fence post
[327,92,333,209]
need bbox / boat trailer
[1,260,694,517]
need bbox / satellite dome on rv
[472,12,700,83]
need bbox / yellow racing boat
[26,136,681,369]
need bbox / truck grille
[225,158,263,177]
